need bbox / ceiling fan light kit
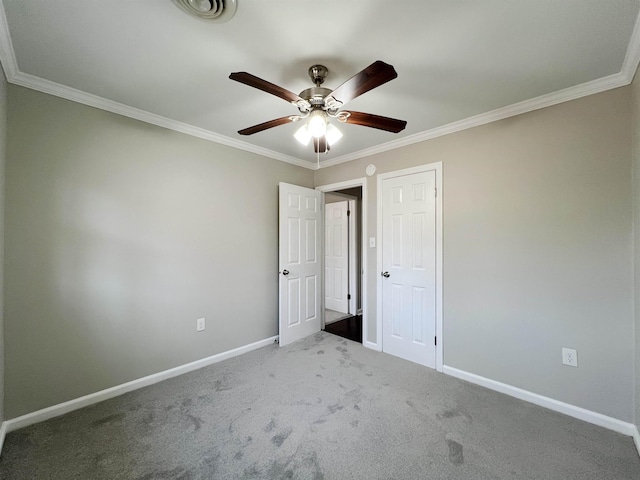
[307,110,327,138]
[229,61,407,155]
[294,123,342,148]
[172,0,237,22]
[325,124,343,145]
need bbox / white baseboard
[443,366,637,439]
[2,343,637,459]
[0,421,7,456]
[363,340,381,352]
[633,425,640,458]
[1,335,279,443]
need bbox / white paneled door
[325,201,349,314]
[381,170,437,368]
[278,183,322,346]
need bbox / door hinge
[347,210,351,216]
[347,294,351,300]
[434,187,437,197]
[435,336,437,346]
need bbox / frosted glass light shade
[326,123,343,145]
[294,125,312,145]
[307,110,327,138]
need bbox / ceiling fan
[229,61,407,154]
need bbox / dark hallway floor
[323,314,362,343]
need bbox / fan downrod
[308,65,328,86]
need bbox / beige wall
[0,67,6,424]
[315,87,634,422]
[4,85,314,418]
[2,73,637,425]
[632,68,640,430]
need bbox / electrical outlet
[562,347,577,367]
[196,318,205,332]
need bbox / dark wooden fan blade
[238,116,295,135]
[229,72,304,104]
[342,111,407,133]
[327,61,398,106]
[313,136,329,153]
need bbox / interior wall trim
[0,2,311,169]
[0,0,638,172]
[11,71,311,169]
[320,73,628,168]
[2,353,638,459]
[622,3,640,83]
[322,8,640,169]
[0,421,7,457]
[363,340,381,352]
[443,366,639,446]
[0,335,279,455]
[316,178,368,346]
[6,68,629,174]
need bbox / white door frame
[316,178,368,344]
[324,194,358,315]
[376,162,443,371]
[347,198,357,315]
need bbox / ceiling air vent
[172,0,237,22]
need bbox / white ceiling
[1,1,639,169]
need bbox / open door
[325,200,349,314]
[278,182,322,346]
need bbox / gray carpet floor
[1,332,639,479]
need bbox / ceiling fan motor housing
[299,87,332,108]
[308,65,328,86]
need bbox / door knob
[282,269,290,276]
[381,271,390,278]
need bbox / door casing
[324,195,358,316]
[316,179,368,343]
[377,163,443,371]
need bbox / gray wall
[633,68,640,430]
[4,85,314,418]
[315,87,634,422]
[3,75,636,425]
[0,67,6,425]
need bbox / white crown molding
[0,2,315,170]
[320,71,629,169]
[0,0,16,80]
[0,1,639,172]
[10,71,314,169]
[14,66,625,173]
[321,11,640,169]
[622,5,640,83]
